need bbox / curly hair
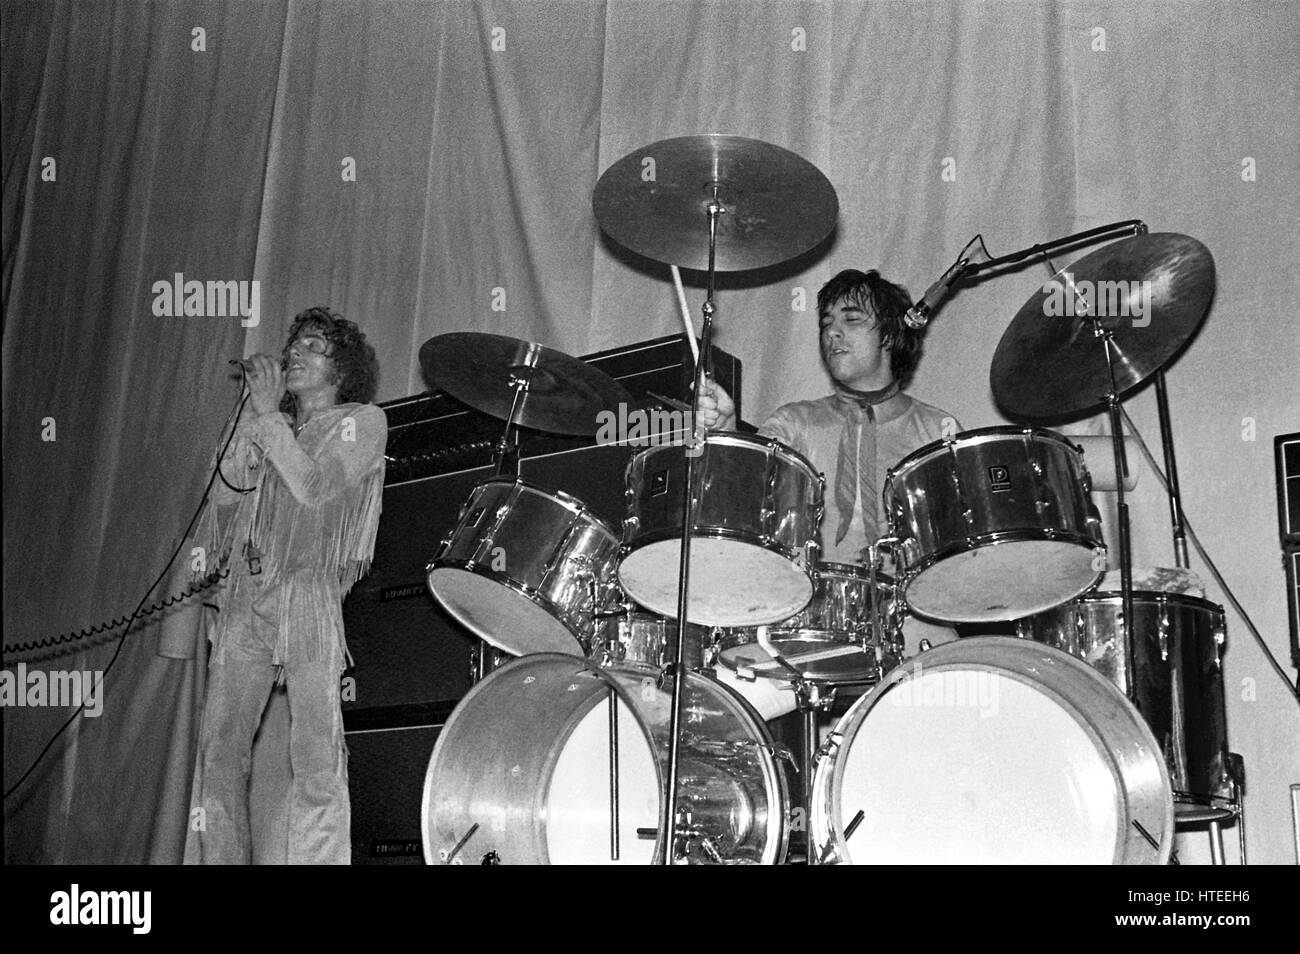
[817,269,925,389]
[277,306,380,414]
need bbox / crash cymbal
[592,134,838,272]
[991,233,1215,420]
[419,332,633,436]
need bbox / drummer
[698,268,959,650]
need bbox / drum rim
[422,652,606,864]
[625,429,823,486]
[814,561,896,585]
[467,475,621,537]
[811,636,1174,865]
[896,530,1104,608]
[886,425,1085,479]
[427,560,592,650]
[619,525,818,568]
[1069,589,1225,615]
[423,653,790,865]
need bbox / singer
[699,268,957,560]
[184,306,386,864]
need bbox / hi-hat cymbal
[991,233,1215,420]
[592,134,838,272]
[419,332,633,436]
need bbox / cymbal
[419,332,633,436]
[592,134,838,272]
[990,233,1215,420]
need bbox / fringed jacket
[196,402,387,665]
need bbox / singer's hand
[243,353,286,417]
[697,376,736,432]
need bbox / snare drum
[588,611,706,670]
[884,427,1105,622]
[619,432,823,628]
[427,479,620,656]
[811,637,1174,864]
[422,654,789,864]
[1014,590,1233,817]
[716,563,901,684]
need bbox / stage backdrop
[4,0,1297,864]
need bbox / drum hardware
[594,136,839,864]
[793,677,838,865]
[442,822,480,865]
[608,688,620,861]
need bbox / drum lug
[1158,608,1171,662]
[815,729,843,763]
[765,742,799,774]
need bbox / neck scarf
[833,381,900,545]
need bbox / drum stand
[792,679,835,864]
[660,185,724,864]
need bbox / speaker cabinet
[345,703,454,865]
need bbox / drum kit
[418,135,1231,865]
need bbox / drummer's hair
[278,306,380,413]
[818,269,924,389]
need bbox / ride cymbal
[593,134,838,272]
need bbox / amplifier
[1276,432,1300,547]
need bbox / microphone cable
[4,388,251,801]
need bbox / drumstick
[746,644,869,671]
[670,265,701,366]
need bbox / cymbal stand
[490,358,534,478]
[661,184,724,864]
[1088,310,1138,703]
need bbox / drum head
[427,566,584,655]
[905,541,1101,622]
[815,637,1173,864]
[619,537,812,627]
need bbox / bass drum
[423,654,789,865]
[811,637,1173,864]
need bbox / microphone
[904,258,969,329]
[228,357,289,373]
